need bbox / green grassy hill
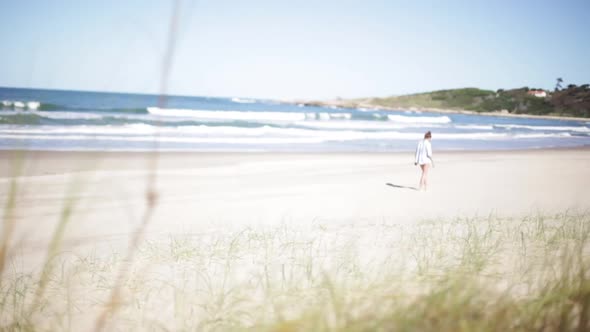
[351,86,590,118]
[367,88,495,110]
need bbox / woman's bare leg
[423,164,430,190]
[419,164,425,190]
[422,164,430,191]
[419,164,430,191]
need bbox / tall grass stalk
[1,212,589,330]
[28,178,86,315]
[93,1,181,330]
[0,152,25,283]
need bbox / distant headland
[293,84,590,120]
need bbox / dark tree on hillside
[555,77,563,91]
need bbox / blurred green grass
[1,212,588,331]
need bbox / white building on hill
[527,90,547,98]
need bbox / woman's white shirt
[415,139,432,165]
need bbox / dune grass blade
[0,152,25,283]
[1,212,589,330]
[92,1,181,330]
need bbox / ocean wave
[0,110,300,127]
[148,107,316,121]
[495,124,590,132]
[387,114,452,124]
[0,100,149,114]
[2,100,42,110]
[0,124,291,136]
[1,104,456,126]
[0,134,326,145]
[88,107,148,114]
[455,124,494,130]
[147,107,454,124]
[0,124,158,135]
[295,121,442,130]
[231,97,256,104]
[0,124,330,138]
[0,109,177,125]
[0,124,576,142]
[0,110,103,120]
[513,133,572,138]
[0,112,45,125]
[313,112,352,120]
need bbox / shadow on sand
[386,183,418,191]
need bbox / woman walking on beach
[415,131,433,191]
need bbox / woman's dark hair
[424,131,432,139]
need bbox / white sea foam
[2,110,165,124]
[495,124,590,132]
[0,110,103,120]
[1,100,43,110]
[312,112,352,120]
[0,134,326,145]
[0,124,314,137]
[295,121,442,130]
[231,97,256,104]
[40,111,103,120]
[147,107,309,121]
[146,107,357,122]
[27,101,41,110]
[387,114,452,124]
[455,125,494,130]
[328,113,352,120]
[0,124,156,135]
[1,124,577,144]
[513,133,572,138]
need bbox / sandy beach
[4,1,589,328]
[2,149,590,329]
[1,149,589,257]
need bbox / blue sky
[1,0,589,99]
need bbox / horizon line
[0,84,573,101]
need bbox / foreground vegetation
[1,211,589,331]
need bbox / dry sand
[1,149,589,264]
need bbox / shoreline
[396,106,590,122]
[2,147,590,179]
[291,100,590,122]
[3,145,590,155]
